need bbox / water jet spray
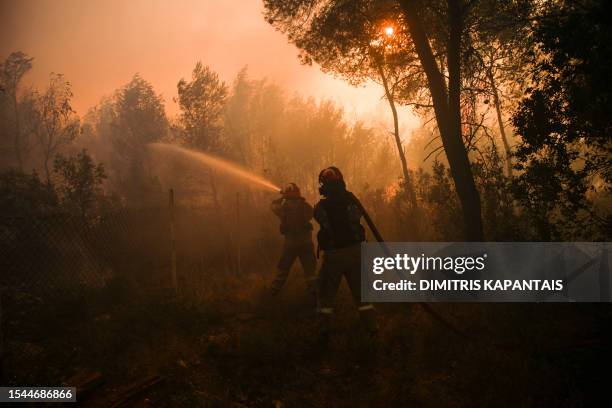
[148,143,281,192]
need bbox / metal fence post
[169,189,177,293]
[236,192,241,275]
[0,288,4,384]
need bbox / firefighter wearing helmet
[314,167,378,345]
[269,183,317,297]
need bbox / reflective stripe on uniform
[358,304,374,311]
[318,307,334,314]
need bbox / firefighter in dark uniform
[314,167,378,343]
[270,183,317,296]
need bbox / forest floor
[6,271,612,407]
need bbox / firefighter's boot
[316,307,333,350]
[358,304,379,336]
[270,268,289,296]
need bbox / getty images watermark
[361,242,611,302]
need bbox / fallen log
[63,369,104,401]
[109,375,164,408]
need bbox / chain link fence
[0,197,280,302]
[0,209,168,301]
[0,186,283,385]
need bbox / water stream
[148,143,281,192]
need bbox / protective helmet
[318,166,346,196]
[318,166,344,184]
[281,183,301,198]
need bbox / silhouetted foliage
[0,170,57,216]
[176,62,228,152]
[513,0,612,240]
[0,51,34,170]
[264,0,530,240]
[34,73,79,183]
[107,74,168,202]
[53,149,107,220]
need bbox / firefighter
[314,167,378,344]
[270,183,317,297]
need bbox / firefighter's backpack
[315,192,365,250]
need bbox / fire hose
[348,192,471,339]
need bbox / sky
[0,0,419,132]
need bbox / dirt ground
[5,270,612,407]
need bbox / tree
[109,74,168,201]
[174,63,228,208]
[224,67,254,165]
[0,52,34,170]
[264,0,474,240]
[53,149,106,220]
[265,0,533,240]
[34,73,79,183]
[399,0,492,241]
[478,43,517,177]
[113,74,167,148]
[370,24,421,205]
[459,0,532,178]
[267,1,421,198]
[0,170,57,216]
[512,0,612,240]
[225,74,285,181]
[223,69,397,198]
[176,62,228,152]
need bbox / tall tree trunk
[399,0,484,241]
[447,0,483,241]
[486,68,513,177]
[376,63,416,206]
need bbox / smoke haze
[0,0,418,132]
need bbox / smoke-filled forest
[1,0,611,406]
